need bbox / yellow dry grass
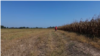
[1,29,100,56]
[1,29,68,56]
[58,30,100,50]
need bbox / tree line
[1,25,43,29]
[1,25,55,29]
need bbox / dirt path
[1,29,100,56]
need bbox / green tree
[1,25,6,28]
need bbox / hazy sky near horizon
[1,1,100,27]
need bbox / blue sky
[1,1,100,28]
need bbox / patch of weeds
[92,37,99,42]
[9,36,15,40]
[0,37,4,39]
[57,49,64,55]
[51,52,56,56]
[61,33,65,35]
[30,52,35,56]
[38,37,41,40]
[86,53,92,56]
[9,36,19,40]
[68,42,75,48]
[51,32,55,35]
[67,36,70,37]
[51,49,64,56]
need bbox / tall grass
[58,15,100,38]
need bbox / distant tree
[26,27,29,29]
[36,27,38,28]
[6,27,8,29]
[47,26,55,28]
[1,25,6,28]
[10,27,15,29]
[19,27,26,29]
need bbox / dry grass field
[1,29,100,56]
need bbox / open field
[1,29,100,56]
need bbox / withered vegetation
[58,15,100,38]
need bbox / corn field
[58,15,100,38]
